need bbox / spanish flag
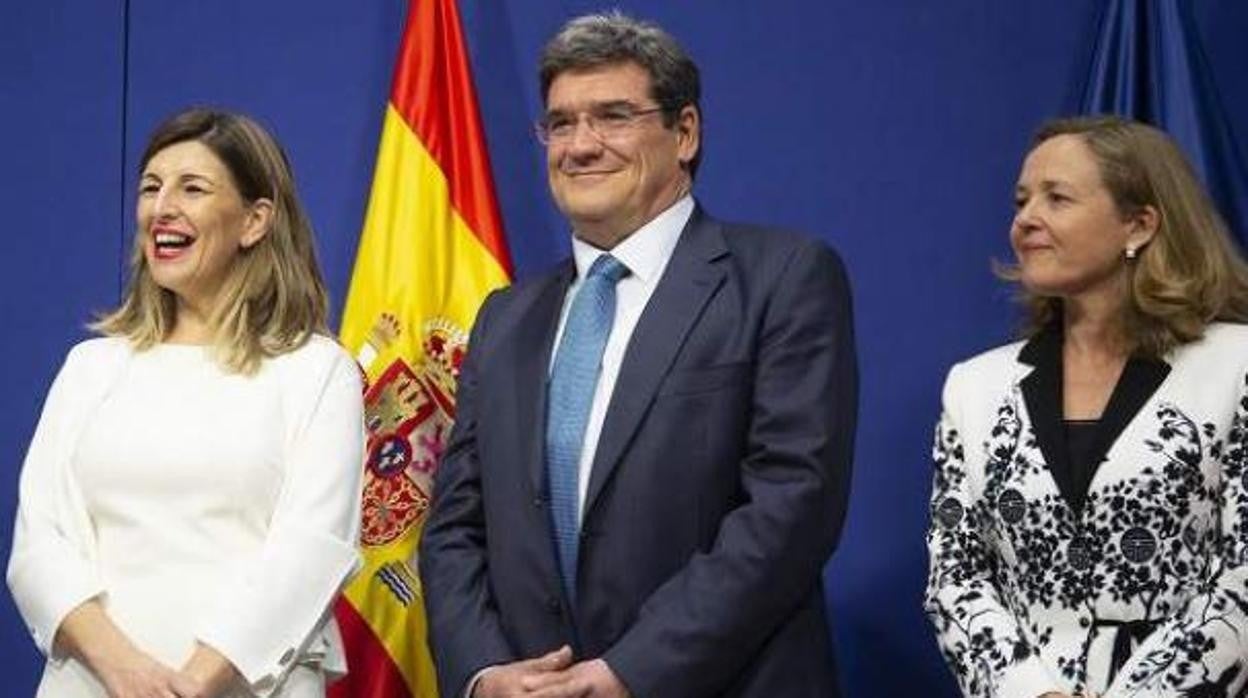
[331,0,512,695]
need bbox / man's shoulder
[464,262,571,344]
[707,214,818,248]
[696,213,846,288]
[483,260,569,308]
[703,213,842,263]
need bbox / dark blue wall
[3,2,1247,695]
[0,0,127,684]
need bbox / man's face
[544,61,699,248]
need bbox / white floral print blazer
[926,322,1248,697]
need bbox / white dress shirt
[552,195,694,523]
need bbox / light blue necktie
[546,254,628,602]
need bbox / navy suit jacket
[420,208,858,697]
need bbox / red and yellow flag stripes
[332,1,512,696]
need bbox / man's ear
[675,105,700,169]
[240,198,274,249]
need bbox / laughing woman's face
[137,140,269,316]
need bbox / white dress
[7,336,364,697]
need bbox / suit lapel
[582,210,728,516]
[1085,355,1170,494]
[511,261,576,500]
[1018,326,1079,509]
[1017,324,1172,513]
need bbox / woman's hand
[54,600,187,698]
[176,642,242,698]
[95,649,193,698]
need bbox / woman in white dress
[926,116,1248,696]
[7,108,364,698]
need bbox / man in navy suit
[420,12,857,698]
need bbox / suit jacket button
[545,596,561,615]
[532,496,545,508]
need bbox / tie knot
[588,254,629,283]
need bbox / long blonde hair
[93,108,329,373]
[1001,115,1248,357]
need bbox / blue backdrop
[3,2,1247,695]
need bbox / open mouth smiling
[151,230,195,259]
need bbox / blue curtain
[1081,0,1248,245]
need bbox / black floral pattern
[1116,377,1248,696]
[926,362,1248,697]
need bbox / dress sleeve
[923,364,1061,697]
[7,344,107,656]
[193,344,364,695]
[1107,373,1248,697]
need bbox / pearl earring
[1125,246,1138,260]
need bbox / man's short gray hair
[540,11,702,175]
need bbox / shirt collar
[570,195,694,284]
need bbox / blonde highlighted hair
[1003,115,1248,357]
[93,108,329,373]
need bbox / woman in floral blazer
[926,116,1248,697]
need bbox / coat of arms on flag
[358,316,465,550]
